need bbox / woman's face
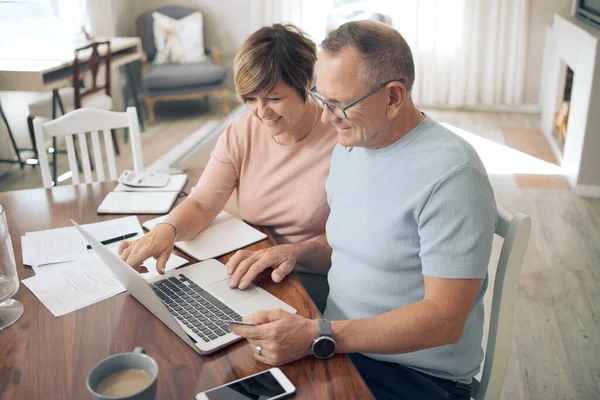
[245,79,308,136]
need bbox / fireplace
[552,65,573,154]
[540,13,600,197]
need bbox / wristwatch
[311,319,337,359]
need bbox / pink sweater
[190,109,337,244]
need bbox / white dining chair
[471,204,531,400]
[33,107,144,188]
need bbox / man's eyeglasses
[309,79,406,119]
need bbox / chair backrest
[471,204,531,400]
[33,107,143,188]
[137,6,204,63]
[73,40,111,109]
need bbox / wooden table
[0,172,373,399]
[0,37,144,167]
[0,37,142,92]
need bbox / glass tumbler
[0,204,23,330]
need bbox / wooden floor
[1,105,598,400]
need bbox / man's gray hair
[321,20,415,92]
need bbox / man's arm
[229,276,483,366]
[289,233,332,275]
[332,276,482,353]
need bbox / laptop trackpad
[208,279,262,304]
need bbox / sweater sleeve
[418,163,497,279]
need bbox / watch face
[313,337,336,359]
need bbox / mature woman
[119,24,336,310]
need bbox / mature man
[229,20,496,400]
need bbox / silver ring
[255,345,262,356]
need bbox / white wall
[524,0,572,104]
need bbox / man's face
[315,46,389,149]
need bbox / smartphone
[195,367,296,400]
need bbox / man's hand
[228,309,318,366]
[118,224,176,274]
[226,245,298,289]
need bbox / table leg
[51,91,58,184]
[125,63,144,132]
[0,102,24,168]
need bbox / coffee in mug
[96,369,153,397]
[87,347,158,400]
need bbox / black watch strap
[318,319,334,338]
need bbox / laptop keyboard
[151,274,243,343]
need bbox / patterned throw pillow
[152,11,207,64]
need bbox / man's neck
[369,105,421,150]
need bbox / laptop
[72,221,296,355]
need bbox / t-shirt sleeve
[189,122,240,212]
[418,163,497,279]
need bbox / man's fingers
[230,255,259,288]
[226,250,251,275]
[271,261,294,283]
[238,258,273,289]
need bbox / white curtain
[382,0,530,107]
[253,0,332,46]
[0,0,90,59]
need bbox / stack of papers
[21,216,189,317]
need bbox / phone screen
[204,370,286,400]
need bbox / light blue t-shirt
[323,116,496,383]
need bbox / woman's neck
[275,101,317,145]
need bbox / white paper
[23,216,143,267]
[24,252,188,317]
[22,254,126,317]
[22,216,191,317]
[22,227,88,265]
[142,212,267,261]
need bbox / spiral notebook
[142,212,267,260]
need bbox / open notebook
[142,212,267,260]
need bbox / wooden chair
[33,107,143,188]
[471,204,531,400]
[137,6,230,123]
[27,41,118,182]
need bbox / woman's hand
[118,224,176,274]
[226,245,299,289]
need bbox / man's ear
[386,82,406,118]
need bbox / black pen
[87,232,138,249]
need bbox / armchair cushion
[152,11,207,64]
[140,6,203,63]
[143,61,226,91]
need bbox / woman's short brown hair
[234,24,316,102]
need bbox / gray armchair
[137,6,230,123]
